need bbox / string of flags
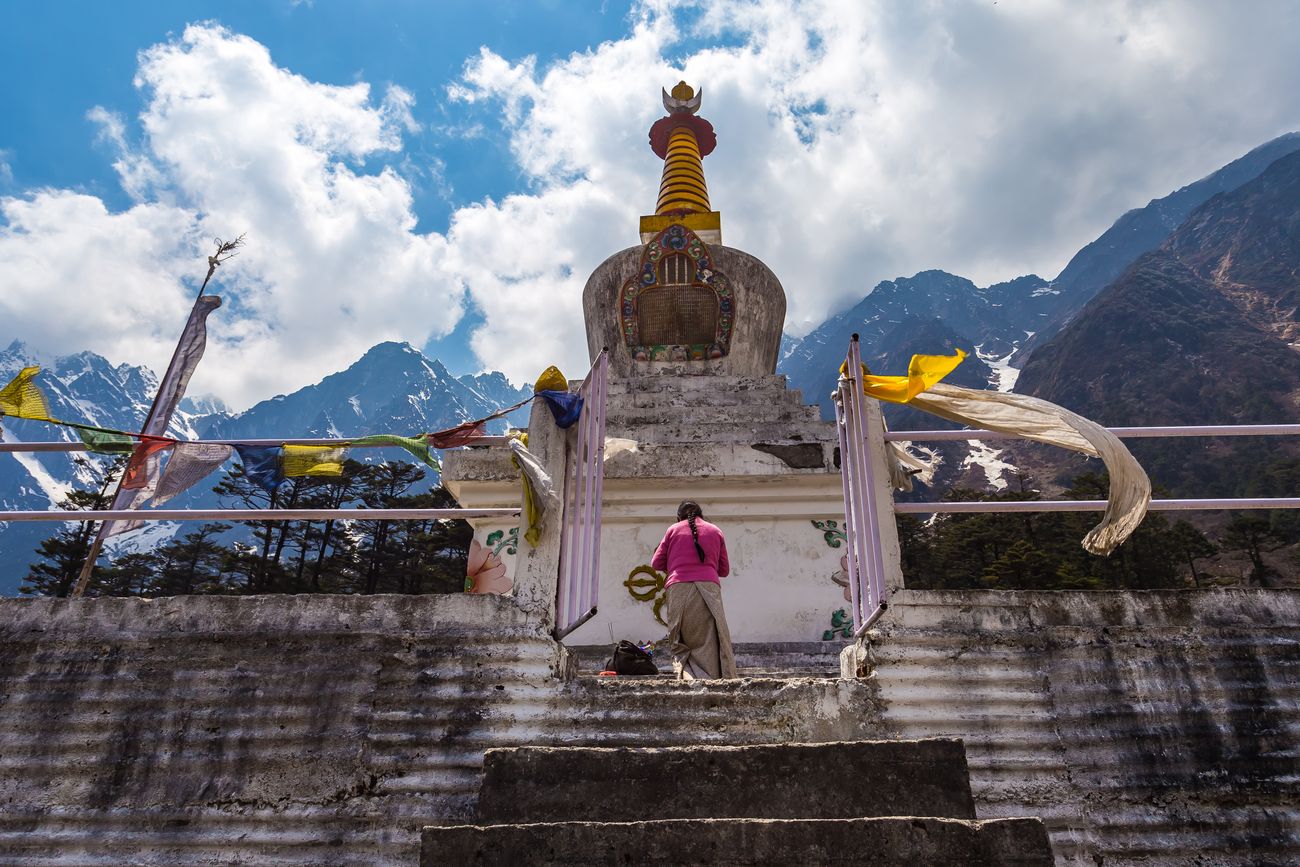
[0,361,585,520]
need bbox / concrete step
[569,642,843,679]
[604,419,837,446]
[420,816,1054,866]
[605,402,823,427]
[604,374,792,396]
[475,740,978,823]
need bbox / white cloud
[2,24,465,408]
[446,0,1300,376]
[3,4,1299,405]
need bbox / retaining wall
[869,589,1300,864]
[0,594,884,865]
[0,589,1296,864]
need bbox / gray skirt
[665,581,737,679]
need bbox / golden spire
[640,81,722,244]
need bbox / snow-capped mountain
[0,340,530,594]
[197,341,530,441]
[780,271,1051,423]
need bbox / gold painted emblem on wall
[624,564,668,626]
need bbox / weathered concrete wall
[0,594,886,865]
[868,589,1300,865]
[1,589,1296,865]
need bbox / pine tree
[20,457,123,597]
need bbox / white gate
[553,350,609,639]
[834,335,890,636]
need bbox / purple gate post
[554,350,609,640]
[835,334,889,636]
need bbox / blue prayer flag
[538,390,583,428]
[235,444,286,494]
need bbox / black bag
[606,640,659,675]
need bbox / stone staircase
[420,739,1053,865]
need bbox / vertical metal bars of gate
[553,349,609,640]
[834,334,889,637]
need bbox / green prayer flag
[351,434,440,469]
[77,428,136,455]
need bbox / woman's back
[651,518,730,586]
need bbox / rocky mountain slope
[778,132,1300,491]
[1014,148,1300,499]
[780,271,1048,423]
[1013,131,1300,362]
[781,133,1300,413]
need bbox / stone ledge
[476,739,977,823]
[420,816,1053,866]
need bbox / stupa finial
[641,81,721,244]
[663,81,702,114]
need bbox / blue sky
[2,1,1298,408]
[0,1,642,377]
[2,2,634,219]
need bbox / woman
[651,500,737,680]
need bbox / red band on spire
[648,114,717,160]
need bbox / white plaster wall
[567,476,853,645]
[460,476,854,644]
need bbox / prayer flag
[533,364,583,428]
[538,391,583,428]
[78,428,136,455]
[844,350,967,404]
[152,442,233,506]
[905,383,1150,556]
[533,365,569,393]
[508,433,557,547]
[0,367,55,422]
[426,421,487,449]
[235,444,286,494]
[100,294,223,532]
[351,434,439,469]
[282,444,346,478]
[120,438,174,490]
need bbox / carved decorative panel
[619,224,733,362]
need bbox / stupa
[443,83,901,645]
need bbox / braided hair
[677,500,707,563]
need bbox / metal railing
[836,335,1300,639]
[554,350,609,640]
[885,424,1300,513]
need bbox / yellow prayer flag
[0,366,55,422]
[282,445,346,477]
[841,349,967,404]
[533,365,569,393]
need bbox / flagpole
[70,236,243,598]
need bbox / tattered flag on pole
[76,294,223,584]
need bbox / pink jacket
[651,518,730,586]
